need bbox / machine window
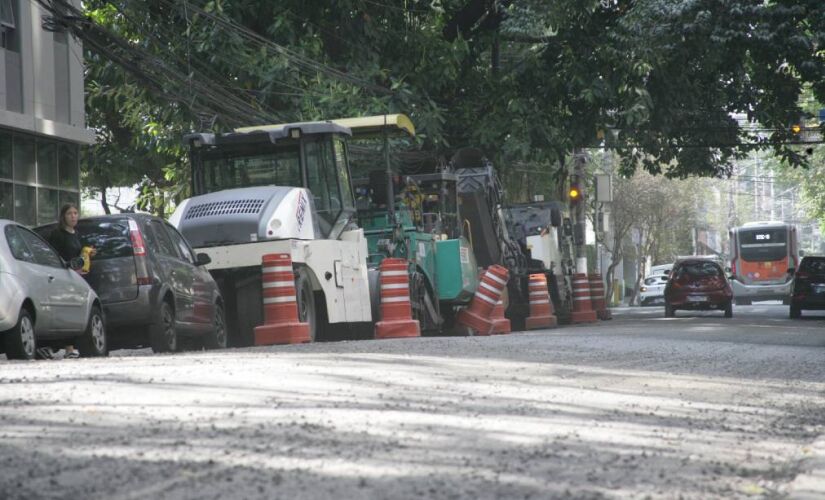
[305,139,342,235]
[201,145,301,194]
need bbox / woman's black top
[49,227,83,262]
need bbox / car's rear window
[800,257,825,274]
[676,261,722,278]
[76,220,133,260]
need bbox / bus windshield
[198,145,301,195]
[739,227,787,261]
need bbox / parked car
[36,214,226,353]
[0,220,107,360]
[789,256,825,318]
[640,273,669,306]
[664,258,733,318]
[648,264,672,277]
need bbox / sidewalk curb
[789,436,825,499]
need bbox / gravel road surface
[1,304,824,499]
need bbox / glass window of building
[37,140,58,187]
[59,190,78,209]
[13,135,36,184]
[0,132,11,179]
[13,184,35,226]
[58,143,79,190]
[0,182,12,219]
[37,188,58,225]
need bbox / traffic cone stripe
[262,265,293,273]
[474,291,499,304]
[480,281,501,294]
[530,291,546,296]
[382,296,411,303]
[263,295,297,304]
[263,281,296,289]
[487,274,507,286]
[381,283,409,290]
[381,270,408,277]
[531,299,551,305]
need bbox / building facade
[0,0,94,226]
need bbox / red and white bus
[729,221,799,305]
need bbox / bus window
[739,228,786,261]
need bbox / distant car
[648,264,672,277]
[36,214,226,353]
[640,273,669,306]
[664,258,733,318]
[789,256,825,318]
[0,220,107,360]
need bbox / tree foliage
[70,0,825,213]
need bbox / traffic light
[568,177,583,206]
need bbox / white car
[640,273,670,306]
[0,220,107,360]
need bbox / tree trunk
[100,188,111,215]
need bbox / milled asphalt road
[1,304,824,499]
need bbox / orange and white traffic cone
[375,258,421,339]
[525,273,558,330]
[571,273,598,324]
[456,265,510,336]
[489,299,511,334]
[588,273,612,320]
[254,253,311,345]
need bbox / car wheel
[295,270,316,342]
[789,304,801,319]
[4,308,36,360]
[203,303,227,350]
[78,306,107,357]
[150,301,178,353]
[724,301,733,318]
[664,303,675,318]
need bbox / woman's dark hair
[59,203,79,230]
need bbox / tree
[49,0,825,213]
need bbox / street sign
[595,174,612,202]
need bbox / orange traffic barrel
[571,273,598,323]
[525,273,558,330]
[254,253,311,345]
[456,265,510,335]
[489,299,511,334]
[588,273,612,320]
[375,258,421,339]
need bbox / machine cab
[185,121,356,241]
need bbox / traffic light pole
[573,151,588,274]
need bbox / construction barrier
[525,273,558,330]
[375,258,421,339]
[489,299,511,335]
[588,273,612,320]
[571,273,598,324]
[254,253,311,345]
[456,265,510,335]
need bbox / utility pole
[573,150,588,274]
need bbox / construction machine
[169,121,372,345]
[337,115,479,333]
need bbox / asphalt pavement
[1,303,824,499]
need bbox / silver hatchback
[0,220,106,360]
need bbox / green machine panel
[435,237,478,303]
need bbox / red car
[664,259,733,318]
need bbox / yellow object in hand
[81,246,93,273]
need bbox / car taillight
[731,261,737,276]
[128,220,146,256]
[128,220,152,285]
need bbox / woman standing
[47,203,92,359]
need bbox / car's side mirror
[68,257,84,271]
[724,267,731,273]
[787,267,795,275]
[196,253,212,266]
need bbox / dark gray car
[36,214,226,353]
